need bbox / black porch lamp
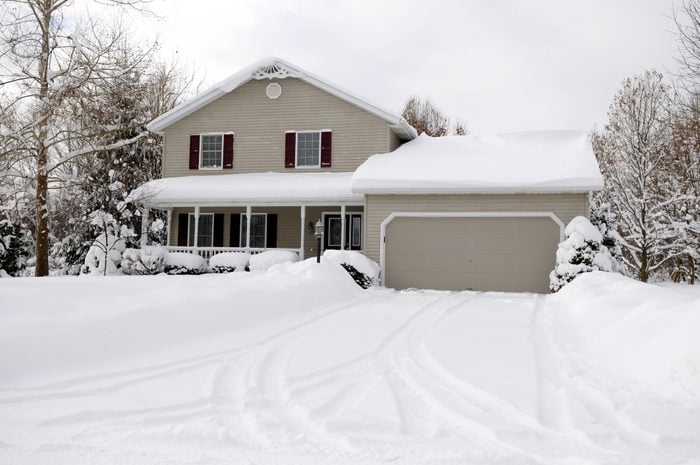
[314,219,324,263]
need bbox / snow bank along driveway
[1,264,699,465]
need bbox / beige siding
[163,78,394,177]
[389,129,402,151]
[169,206,362,258]
[364,193,589,263]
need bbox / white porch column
[166,209,173,246]
[340,204,346,251]
[299,205,306,260]
[140,207,150,247]
[193,206,200,252]
[245,205,252,252]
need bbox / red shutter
[321,131,332,168]
[189,135,200,170]
[223,133,234,169]
[285,132,296,168]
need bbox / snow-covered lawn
[1,263,699,465]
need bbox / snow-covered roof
[147,57,417,140]
[135,172,363,207]
[351,130,604,194]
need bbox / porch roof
[134,172,363,207]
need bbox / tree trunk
[639,248,649,282]
[34,0,52,277]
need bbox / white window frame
[295,131,321,169]
[188,213,214,247]
[199,133,224,170]
[240,213,268,248]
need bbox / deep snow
[352,131,604,194]
[0,266,698,464]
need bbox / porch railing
[165,246,301,261]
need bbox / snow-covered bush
[82,233,127,276]
[590,200,625,273]
[0,219,30,277]
[323,250,380,288]
[121,246,168,275]
[550,216,612,292]
[209,252,251,273]
[164,252,207,275]
[249,250,298,271]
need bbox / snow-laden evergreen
[550,216,613,292]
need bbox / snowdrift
[550,271,700,399]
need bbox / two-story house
[141,58,603,293]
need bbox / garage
[384,214,562,293]
[351,131,604,293]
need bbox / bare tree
[593,70,680,281]
[0,0,155,276]
[402,96,467,136]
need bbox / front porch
[136,171,366,263]
[145,204,364,262]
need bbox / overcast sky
[132,0,679,133]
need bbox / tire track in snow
[0,295,376,405]
[533,295,659,445]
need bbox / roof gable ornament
[251,62,301,80]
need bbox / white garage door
[384,215,560,293]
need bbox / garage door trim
[379,211,565,286]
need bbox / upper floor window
[201,134,223,169]
[189,133,234,170]
[285,130,331,169]
[296,132,320,167]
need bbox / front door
[323,214,362,250]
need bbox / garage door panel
[385,216,559,293]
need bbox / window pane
[296,132,320,167]
[201,135,223,168]
[188,214,214,247]
[198,215,213,247]
[352,216,361,248]
[328,218,341,247]
[240,214,266,248]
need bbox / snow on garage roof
[147,57,417,140]
[351,130,604,194]
[135,172,363,207]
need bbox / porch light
[314,219,324,263]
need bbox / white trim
[340,204,346,251]
[147,57,417,141]
[299,205,306,260]
[352,185,604,195]
[294,130,322,169]
[148,199,364,208]
[378,211,566,286]
[199,133,224,170]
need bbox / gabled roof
[351,130,604,194]
[147,57,417,140]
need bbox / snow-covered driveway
[1,264,699,464]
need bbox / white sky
[129,0,679,133]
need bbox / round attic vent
[266,82,282,99]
